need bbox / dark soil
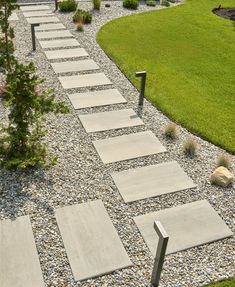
[213,7,235,21]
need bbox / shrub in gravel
[216,154,231,170]
[59,0,77,12]
[73,9,92,24]
[77,22,84,31]
[168,0,175,2]
[161,0,170,7]
[164,123,178,139]
[183,138,198,157]
[0,0,69,169]
[93,0,101,10]
[123,0,139,10]
[146,0,156,6]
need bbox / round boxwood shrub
[146,0,156,6]
[73,9,92,24]
[123,0,139,10]
[59,0,77,12]
[161,0,170,7]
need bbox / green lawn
[97,0,235,153]
[204,277,235,287]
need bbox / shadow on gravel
[0,167,54,219]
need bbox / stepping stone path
[93,131,166,164]
[55,200,132,281]
[68,89,127,109]
[0,216,44,287]
[79,109,144,133]
[45,48,88,60]
[111,161,196,203]
[51,59,99,74]
[3,6,229,285]
[134,200,233,255]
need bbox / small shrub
[93,0,101,10]
[217,154,231,170]
[164,123,178,139]
[123,0,139,10]
[59,0,77,12]
[73,9,92,24]
[161,0,170,7]
[146,0,156,6]
[168,0,175,3]
[183,139,197,157]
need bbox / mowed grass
[97,0,235,153]
[204,277,235,287]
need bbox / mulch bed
[213,7,235,21]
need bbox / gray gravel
[0,2,234,287]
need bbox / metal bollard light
[135,71,147,117]
[151,221,169,287]
[55,0,58,11]
[31,23,40,51]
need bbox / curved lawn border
[97,0,235,154]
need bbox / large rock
[210,166,234,187]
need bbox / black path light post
[135,71,147,117]
[55,0,58,11]
[31,23,40,51]
[151,221,169,287]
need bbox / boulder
[210,166,234,187]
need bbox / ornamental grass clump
[93,0,101,10]
[73,9,92,24]
[0,0,69,169]
[164,123,178,139]
[183,138,198,157]
[216,154,231,170]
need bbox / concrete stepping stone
[45,48,88,60]
[59,73,112,89]
[36,30,73,39]
[79,109,143,133]
[27,17,59,24]
[35,23,66,31]
[134,200,233,256]
[23,11,54,18]
[39,38,79,49]
[55,200,132,281]
[51,59,99,74]
[111,161,196,203]
[68,88,127,109]
[9,13,18,21]
[0,215,44,287]
[93,131,166,164]
[21,5,50,11]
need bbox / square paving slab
[68,88,127,109]
[93,131,166,164]
[111,161,196,203]
[35,23,66,31]
[51,59,99,74]
[36,30,73,39]
[59,73,112,89]
[27,16,59,24]
[79,109,143,133]
[39,38,79,49]
[134,200,233,256]
[55,200,132,281]
[21,5,50,11]
[0,215,44,287]
[45,48,88,60]
[23,11,54,18]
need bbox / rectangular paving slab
[21,5,50,11]
[45,48,88,60]
[36,30,73,39]
[51,59,99,74]
[0,215,45,287]
[35,23,66,31]
[27,16,59,24]
[23,11,54,18]
[39,38,79,49]
[134,200,233,256]
[55,200,132,281]
[9,13,18,21]
[68,88,127,109]
[79,109,143,133]
[111,161,196,203]
[93,131,166,164]
[59,73,112,89]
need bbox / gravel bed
[0,2,234,287]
